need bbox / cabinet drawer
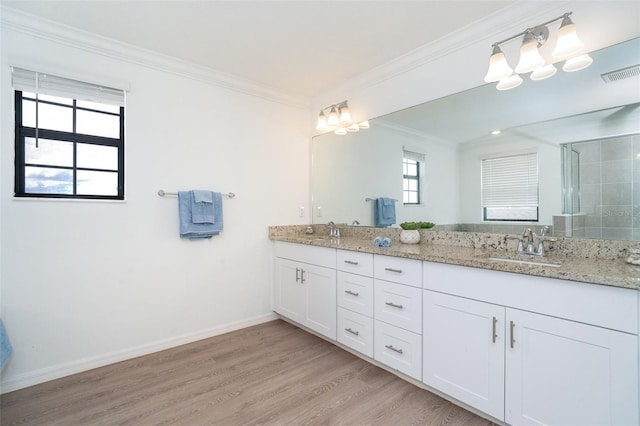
[274,241,336,269]
[337,308,374,358]
[374,255,421,287]
[337,271,374,317]
[375,280,422,334]
[374,320,422,380]
[337,250,374,276]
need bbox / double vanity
[270,225,639,425]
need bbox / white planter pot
[400,229,420,244]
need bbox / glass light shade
[327,106,339,126]
[562,54,593,72]
[358,121,370,129]
[496,73,523,91]
[339,104,351,123]
[530,63,557,81]
[334,127,347,135]
[552,17,583,59]
[346,123,360,132]
[515,34,545,74]
[484,45,513,83]
[315,111,328,131]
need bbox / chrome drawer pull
[300,269,306,284]
[384,267,403,273]
[492,316,498,343]
[295,268,300,282]
[344,260,359,265]
[345,327,359,336]
[510,320,516,348]
[385,301,403,309]
[345,290,360,297]
[385,344,403,354]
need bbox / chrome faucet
[327,221,340,238]
[510,227,556,257]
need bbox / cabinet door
[337,307,374,358]
[506,308,639,426]
[303,263,337,340]
[274,258,305,324]
[423,291,505,421]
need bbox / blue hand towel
[374,197,396,227]
[178,191,223,239]
[0,319,13,371]
[191,190,216,224]
[373,236,383,247]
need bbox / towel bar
[365,197,398,202]
[157,190,236,198]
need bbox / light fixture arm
[490,12,572,49]
[319,100,348,112]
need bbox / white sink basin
[486,256,562,268]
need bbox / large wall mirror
[312,38,640,241]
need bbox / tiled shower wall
[574,134,639,240]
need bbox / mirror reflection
[311,38,640,241]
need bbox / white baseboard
[0,312,278,394]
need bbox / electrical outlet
[299,206,305,218]
[317,206,322,217]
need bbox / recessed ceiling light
[491,130,501,135]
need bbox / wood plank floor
[1,320,495,425]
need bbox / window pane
[403,179,410,191]
[407,163,417,176]
[76,110,120,138]
[25,137,73,167]
[22,100,73,132]
[25,166,73,194]
[408,192,418,203]
[22,92,73,105]
[77,170,118,196]
[408,180,417,191]
[77,144,118,170]
[77,100,120,114]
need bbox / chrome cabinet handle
[385,301,403,309]
[345,327,359,336]
[510,320,516,348]
[300,269,306,284]
[384,267,402,273]
[344,260,359,265]
[345,290,359,297]
[492,316,498,343]
[385,344,403,354]
[295,268,300,282]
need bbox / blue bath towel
[178,191,223,239]
[374,197,396,227]
[0,319,12,371]
[191,190,216,224]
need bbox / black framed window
[14,90,125,199]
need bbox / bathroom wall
[571,134,640,240]
[312,124,458,226]
[0,14,310,391]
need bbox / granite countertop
[271,232,640,291]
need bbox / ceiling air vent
[601,64,640,83]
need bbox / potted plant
[399,222,420,244]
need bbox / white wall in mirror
[312,124,458,226]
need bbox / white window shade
[482,153,538,221]
[403,149,426,163]
[12,67,125,106]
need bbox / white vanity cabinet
[336,250,374,358]
[373,255,423,380]
[274,242,336,340]
[422,261,639,425]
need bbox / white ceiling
[1,0,513,98]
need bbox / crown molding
[0,6,310,110]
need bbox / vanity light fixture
[315,100,371,135]
[484,12,592,90]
